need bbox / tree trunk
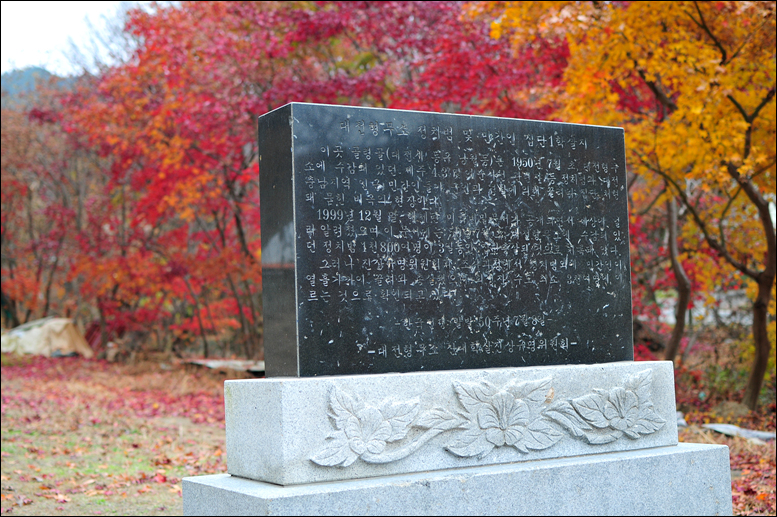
[664,197,691,364]
[182,275,210,358]
[225,273,249,357]
[736,169,776,410]
[742,275,775,409]
[1,291,22,328]
[41,232,66,317]
[98,301,108,349]
[242,278,263,359]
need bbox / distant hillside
[1,67,76,107]
[1,67,53,96]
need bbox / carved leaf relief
[445,377,562,458]
[311,389,421,467]
[311,369,667,468]
[310,430,359,467]
[546,370,667,444]
[446,421,496,459]
[415,407,463,431]
[381,400,421,442]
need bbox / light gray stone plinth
[225,361,677,485]
[183,443,732,516]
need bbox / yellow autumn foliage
[475,1,775,407]
[476,0,774,289]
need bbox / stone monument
[183,103,732,515]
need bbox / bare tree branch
[632,150,760,279]
[727,87,776,125]
[684,2,728,64]
[633,65,678,113]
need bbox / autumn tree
[47,1,559,357]
[4,1,572,361]
[1,82,102,329]
[312,1,566,118]
[479,1,776,408]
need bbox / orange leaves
[482,1,775,260]
[482,1,775,409]
[50,4,268,351]
[730,444,777,515]
[6,2,564,355]
[1,270,42,314]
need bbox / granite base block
[225,361,677,485]
[183,443,732,516]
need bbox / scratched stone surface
[258,103,632,377]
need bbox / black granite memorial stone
[258,103,633,377]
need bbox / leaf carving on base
[311,386,443,467]
[546,369,666,444]
[311,369,667,468]
[445,377,561,459]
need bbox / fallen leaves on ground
[680,426,776,516]
[1,355,231,516]
[2,354,775,516]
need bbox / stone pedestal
[183,443,731,516]
[182,361,733,515]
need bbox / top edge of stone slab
[228,360,640,383]
[270,102,626,131]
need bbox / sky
[1,1,140,76]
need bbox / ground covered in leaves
[679,426,775,516]
[1,354,775,516]
[1,355,232,516]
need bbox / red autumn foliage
[2,1,567,360]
